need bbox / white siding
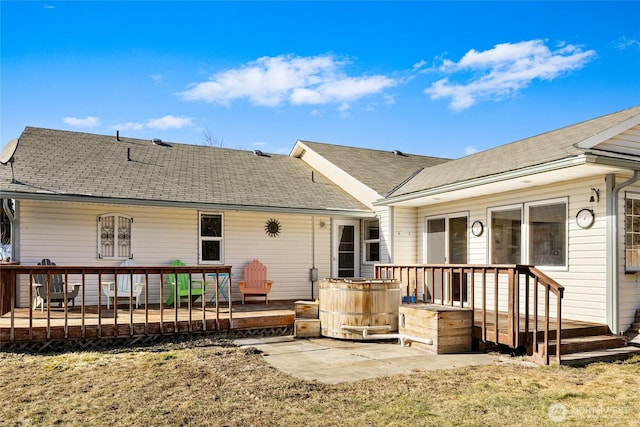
[376,207,392,264]
[391,206,419,264]
[14,200,332,306]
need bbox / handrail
[524,266,564,365]
[0,264,233,344]
[375,263,564,365]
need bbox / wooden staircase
[548,320,640,366]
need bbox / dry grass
[1,338,638,426]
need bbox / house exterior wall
[14,200,332,306]
[620,184,640,331]
[408,176,613,325]
[390,206,418,265]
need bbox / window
[98,214,132,259]
[200,213,223,263]
[528,202,566,266]
[625,194,640,271]
[363,219,380,263]
[489,199,567,267]
[490,207,522,264]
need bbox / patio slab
[234,336,502,384]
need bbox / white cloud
[178,54,397,110]
[146,115,193,130]
[112,116,193,132]
[425,40,596,111]
[113,122,144,131]
[412,60,427,71]
[613,36,640,50]
[63,116,100,128]
[151,73,163,84]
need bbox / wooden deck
[0,301,296,351]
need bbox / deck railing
[375,264,564,365]
[0,264,232,344]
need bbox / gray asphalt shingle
[296,141,450,195]
[0,127,370,213]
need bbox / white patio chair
[102,259,144,309]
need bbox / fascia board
[0,191,375,218]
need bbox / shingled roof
[389,105,640,198]
[293,140,450,195]
[0,127,371,214]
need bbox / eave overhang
[0,191,375,218]
[375,153,640,208]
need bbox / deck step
[557,324,611,339]
[558,346,640,366]
[548,335,627,355]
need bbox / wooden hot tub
[319,278,401,340]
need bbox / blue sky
[1,1,639,159]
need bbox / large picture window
[489,199,567,267]
[625,194,640,271]
[200,213,223,263]
[98,213,133,259]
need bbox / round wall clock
[576,208,595,229]
[471,220,484,237]
[265,218,281,237]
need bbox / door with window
[425,214,468,303]
[333,220,360,278]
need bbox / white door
[332,220,360,278]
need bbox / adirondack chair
[32,258,81,312]
[238,260,273,304]
[102,259,145,309]
[165,259,206,307]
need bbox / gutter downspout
[2,199,14,260]
[607,171,640,334]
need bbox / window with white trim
[363,219,380,263]
[489,199,567,267]
[200,212,223,263]
[625,193,640,272]
[98,214,133,259]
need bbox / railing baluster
[544,286,550,365]
[493,268,498,344]
[556,291,562,365]
[482,268,486,342]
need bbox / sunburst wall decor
[265,218,281,237]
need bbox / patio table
[207,273,231,303]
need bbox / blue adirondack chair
[165,260,206,307]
